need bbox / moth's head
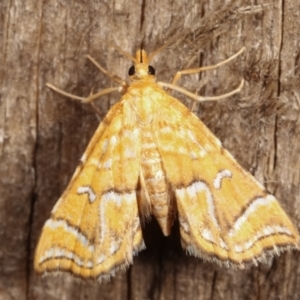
[128,50,155,81]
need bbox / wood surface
[1,0,300,299]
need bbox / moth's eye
[148,65,155,75]
[128,66,135,76]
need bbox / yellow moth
[35,42,299,281]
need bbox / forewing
[34,101,144,280]
[155,96,299,267]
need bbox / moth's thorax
[128,75,156,86]
[124,79,167,124]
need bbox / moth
[35,43,299,281]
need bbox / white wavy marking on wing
[213,169,232,189]
[45,219,94,252]
[39,246,92,268]
[176,181,224,249]
[99,191,136,243]
[77,186,96,203]
[234,225,293,253]
[178,181,221,230]
[228,195,277,237]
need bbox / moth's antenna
[148,29,188,62]
[98,39,137,63]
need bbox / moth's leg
[87,55,124,85]
[170,47,245,87]
[46,83,121,103]
[159,79,244,103]
[46,54,128,117]
[46,83,121,117]
[162,47,245,108]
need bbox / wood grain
[1,1,299,299]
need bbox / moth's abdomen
[140,129,175,236]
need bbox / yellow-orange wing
[34,100,144,280]
[154,95,299,267]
